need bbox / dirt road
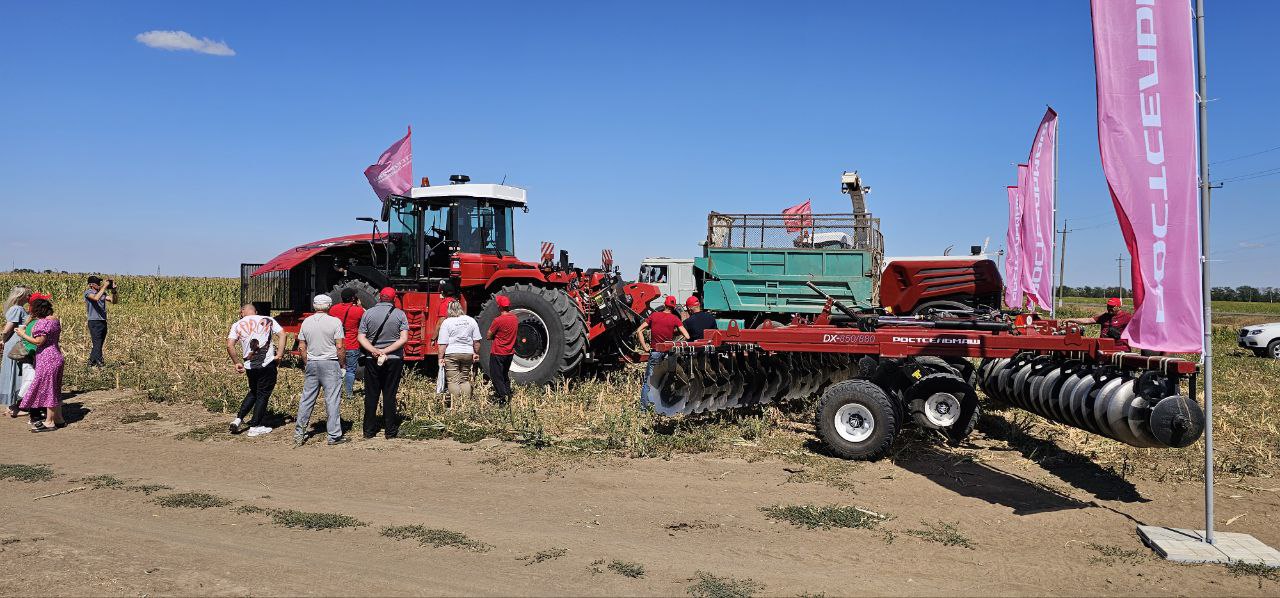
[1,391,1276,596]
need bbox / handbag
[6,321,35,361]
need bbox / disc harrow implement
[644,315,1204,461]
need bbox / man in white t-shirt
[437,300,482,403]
[225,304,285,436]
[294,295,348,447]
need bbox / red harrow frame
[646,307,1205,461]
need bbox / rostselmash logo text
[891,336,981,346]
[1136,0,1168,324]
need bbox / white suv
[1238,323,1280,359]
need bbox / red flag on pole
[1092,0,1203,352]
[363,126,414,203]
[782,199,813,233]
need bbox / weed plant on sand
[0,463,55,482]
[517,547,568,565]
[79,474,125,489]
[606,560,646,578]
[380,525,490,551]
[154,492,232,509]
[687,571,765,598]
[760,504,888,530]
[267,509,366,530]
[904,520,973,549]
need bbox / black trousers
[488,353,514,402]
[87,320,108,366]
[236,362,278,425]
[363,358,403,438]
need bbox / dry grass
[2,274,1275,483]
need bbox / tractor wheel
[328,279,379,309]
[815,380,899,461]
[476,283,588,386]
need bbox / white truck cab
[638,257,696,309]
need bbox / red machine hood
[252,233,388,276]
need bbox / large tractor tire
[328,280,379,309]
[476,283,588,386]
[815,379,899,461]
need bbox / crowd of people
[1,277,111,432]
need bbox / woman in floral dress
[13,298,63,431]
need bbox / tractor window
[454,198,514,255]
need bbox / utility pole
[1116,255,1126,300]
[1055,220,1072,308]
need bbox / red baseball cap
[1106,297,1122,307]
[496,295,511,308]
[664,296,678,308]
[685,296,700,308]
[29,292,51,302]
[379,287,397,300]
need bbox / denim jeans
[342,349,361,399]
[295,359,343,441]
[640,350,666,407]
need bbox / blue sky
[1,1,1276,288]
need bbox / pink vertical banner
[1092,0,1202,352]
[364,126,414,202]
[1021,109,1057,313]
[1004,184,1024,309]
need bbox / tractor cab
[384,176,529,285]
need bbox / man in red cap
[356,287,409,438]
[1064,297,1132,340]
[635,296,690,406]
[485,294,518,404]
[681,295,717,341]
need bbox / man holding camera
[84,275,117,367]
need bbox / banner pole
[1052,112,1060,316]
[1194,0,1214,546]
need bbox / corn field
[1,273,1275,479]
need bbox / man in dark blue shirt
[682,296,717,341]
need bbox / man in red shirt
[635,296,690,407]
[486,295,519,404]
[1065,297,1133,340]
[328,288,365,400]
[433,281,460,348]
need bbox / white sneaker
[246,426,274,437]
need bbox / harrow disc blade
[1149,395,1205,448]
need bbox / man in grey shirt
[294,294,348,446]
[357,287,409,439]
[84,275,116,366]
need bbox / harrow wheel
[816,380,898,461]
[476,283,587,386]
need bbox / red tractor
[242,175,660,385]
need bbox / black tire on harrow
[816,380,899,461]
[476,283,588,386]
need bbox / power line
[1210,144,1280,165]
[1216,165,1280,184]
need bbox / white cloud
[135,30,236,56]
[1239,241,1267,249]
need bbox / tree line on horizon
[1062,285,1280,303]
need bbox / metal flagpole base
[1138,526,1280,566]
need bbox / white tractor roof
[409,183,527,205]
